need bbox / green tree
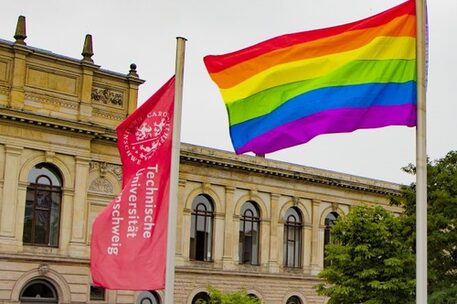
[316,206,415,304]
[393,151,457,302]
[196,287,261,304]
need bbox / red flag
[90,76,175,290]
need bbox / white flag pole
[415,1,427,303]
[165,37,186,304]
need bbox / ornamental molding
[24,93,78,109]
[0,85,9,96]
[92,108,125,121]
[91,87,124,107]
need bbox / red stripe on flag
[203,0,415,73]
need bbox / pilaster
[69,156,90,256]
[268,193,280,272]
[0,145,23,238]
[78,63,96,122]
[174,178,186,265]
[9,45,31,110]
[222,186,235,269]
[310,199,322,275]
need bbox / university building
[0,17,402,304]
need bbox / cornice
[0,106,117,142]
[0,106,403,196]
[180,143,403,196]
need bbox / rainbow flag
[204,0,417,155]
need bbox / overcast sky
[2,0,456,185]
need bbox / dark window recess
[90,286,105,301]
[20,279,58,303]
[286,295,302,304]
[192,292,210,304]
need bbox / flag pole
[164,37,186,304]
[415,0,427,303]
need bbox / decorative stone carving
[91,87,123,107]
[90,161,122,181]
[38,264,49,276]
[293,197,300,206]
[89,177,114,193]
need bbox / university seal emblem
[122,111,171,165]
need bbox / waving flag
[204,0,417,155]
[91,76,175,290]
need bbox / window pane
[36,191,51,208]
[34,210,48,244]
[49,198,60,247]
[28,165,62,186]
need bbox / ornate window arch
[239,201,261,265]
[190,194,214,261]
[23,163,63,247]
[19,279,58,303]
[283,207,303,268]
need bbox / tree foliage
[392,150,457,300]
[196,287,261,304]
[316,206,415,304]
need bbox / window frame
[283,207,303,268]
[324,211,339,267]
[239,201,261,265]
[189,194,214,262]
[23,164,63,248]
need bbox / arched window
[239,201,260,265]
[192,291,210,304]
[283,207,303,268]
[23,163,62,247]
[324,211,339,267]
[20,279,58,303]
[137,291,160,304]
[286,295,302,304]
[190,194,214,261]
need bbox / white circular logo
[122,111,171,165]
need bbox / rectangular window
[90,286,105,301]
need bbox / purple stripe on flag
[235,104,417,155]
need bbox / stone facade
[0,17,403,304]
